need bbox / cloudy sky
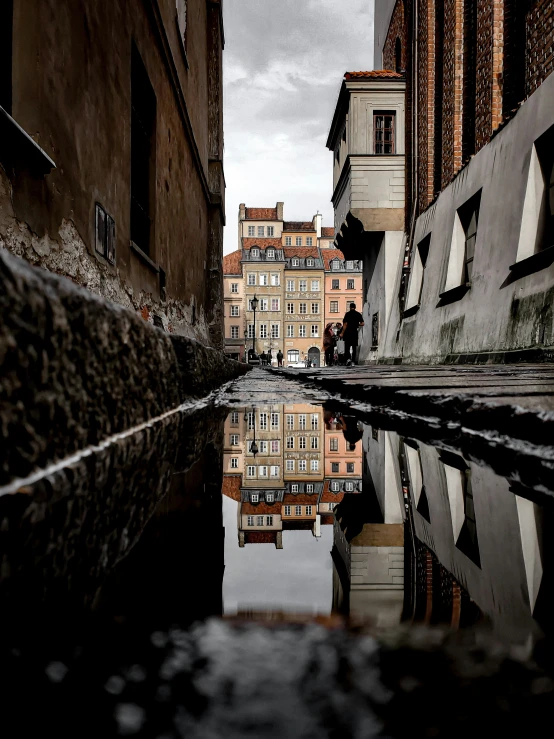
[222,0,374,254]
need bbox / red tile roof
[242,502,281,515]
[283,247,320,260]
[242,238,283,250]
[321,249,345,270]
[245,207,278,220]
[283,493,320,505]
[320,514,335,526]
[282,521,314,531]
[321,227,335,238]
[244,532,278,544]
[223,250,242,275]
[283,221,315,232]
[320,490,346,504]
[222,475,242,501]
[345,70,404,80]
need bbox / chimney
[313,212,322,238]
[276,201,284,221]
[239,203,246,222]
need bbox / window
[231,458,238,468]
[247,324,255,338]
[271,413,280,429]
[270,298,280,311]
[311,460,319,472]
[248,412,255,430]
[332,279,340,289]
[259,299,268,311]
[230,305,240,316]
[291,484,299,492]
[517,131,554,261]
[259,274,268,286]
[287,349,299,364]
[266,516,274,526]
[287,279,295,291]
[257,515,264,526]
[299,303,307,314]
[330,301,339,313]
[330,438,338,451]
[271,440,280,453]
[347,462,355,473]
[306,484,314,493]
[299,460,307,472]
[299,415,307,430]
[286,437,294,449]
[247,516,254,526]
[374,112,395,154]
[230,434,239,446]
[266,493,274,503]
[286,415,294,430]
[267,226,274,236]
[299,280,307,292]
[346,261,354,270]
[258,226,264,237]
[311,280,320,291]
[231,411,239,425]
[286,460,294,471]
[267,249,275,260]
[251,493,259,503]
[332,463,339,473]
[306,505,313,515]
[311,325,319,337]
[347,279,355,290]
[306,258,314,267]
[259,466,268,477]
[131,45,156,257]
[259,413,267,430]
[285,237,292,246]
[251,248,260,258]
[271,274,280,286]
[330,481,340,491]
[292,258,300,267]
[311,414,319,430]
[270,466,280,478]
[271,324,280,339]
[331,261,340,271]
[287,325,294,337]
[284,505,291,516]
[311,437,318,449]
[287,302,294,314]
[345,482,355,492]
[247,466,255,477]
[296,237,302,246]
[247,274,256,286]
[445,190,481,291]
[231,326,239,339]
[231,283,239,293]
[299,437,306,449]
[311,303,319,314]
[259,324,268,338]
[259,440,268,454]
[295,505,302,516]
[460,193,480,283]
[248,225,255,236]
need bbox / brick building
[0,0,224,347]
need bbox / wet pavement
[1,368,554,737]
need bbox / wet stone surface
[1,369,554,737]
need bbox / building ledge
[437,283,470,307]
[0,106,56,175]
[504,245,554,286]
[402,303,420,319]
[130,241,160,274]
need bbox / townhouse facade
[223,203,362,365]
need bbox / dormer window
[251,247,260,258]
[292,258,300,266]
[331,260,340,270]
[251,493,259,503]
[346,260,354,269]
[267,248,275,259]
[266,493,274,503]
[345,482,354,492]
[306,258,314,267]
[330,481,340,492]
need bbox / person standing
[339,303,364,365]
[267,349,273,366]
[323,323,336,366]
[276,349,284,367]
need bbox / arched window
[395,37,402,73]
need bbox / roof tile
[283,221,315,232]
[283,246,320,260]
[321,249,345,270]
[222,475,242,501]
[245,207,278,220]
[244,532,278,544]
[242,238,283,250]
[321,227,335,238]
[345,70,404,80]
[223,250,242,275]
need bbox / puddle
[1,370,554,735]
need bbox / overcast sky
[222,0,374,254]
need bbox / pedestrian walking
[276,350,284,367]
[323,323,336,366]
[267,349,273,366]
[260,351,267,366]
[339,303,364,365]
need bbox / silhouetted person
[276,350,284,367]
[339,303,364,365]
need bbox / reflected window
[440,451,481,567]
[299,415,307,430]
[247,516,254,526]
[332,463,339,473]
[257,516,264,526]
[311,437,318,450]
[299,461,307,472]
[330,438,339,452]
[345,482,354,492]
[251,493,259,503]
[259,466,268,477]
[291,484,299,492]
[286,436,294,449]
[295,505,302,516]
[231,411,239,425]
[299,437,306,449]
[306,505,313,515]
[330,481,340,492]
[311,460,319,472]
[306,484,314,493]
[230,434,239,445]
[270,466,280,477]
[231,458,238,469]
[286,460,294,471]
[346,462,354,473]
[266,516,273,526]
[284,505,291,516]
[247,466,255,477]
[266,493,274,503]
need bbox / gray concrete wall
[374,0,397,69]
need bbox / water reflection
[222,404,554,644]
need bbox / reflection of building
[223,403,363,548]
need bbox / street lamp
[251,294,259,356]
[248,405,258,457]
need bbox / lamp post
[251,294,259,357]
[245,406,258,457]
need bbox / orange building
[322,249,363,335]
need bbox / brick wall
[383,0,407,71]
[474,0,504,151]
[418,0,436,208]
[526,0,554,95]
[441,0,464,186]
